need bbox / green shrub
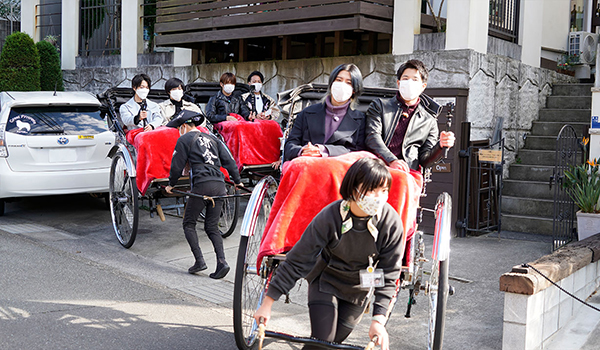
[36,40,63,91]
[0,32,40,91]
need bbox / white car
[0,91,115,215]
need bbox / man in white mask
[240,71,280,121]
[158,77,204,127]
[205,72,250,124]
[365,60,455,171]
[119,74,163,132]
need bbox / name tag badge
[360,267,385,288]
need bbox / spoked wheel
[109,152,139,248]
[233,176,278,350]
[219,182,240,238]
[427,192,452,350]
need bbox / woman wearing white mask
[284,63,366,162]
[158,77,204,127]
[119,74,163,132]
[240,71,280,121]
[205,72,250,124]
[254,157,403,350]
[365,59,455,172]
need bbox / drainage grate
[178,280,235,306]
[0,223,55,234]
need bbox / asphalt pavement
[0,194,595,350]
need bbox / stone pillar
[21,0,40,42]
[392,0,419,55]
[519,0,543,68]
[121,0,143,68]
[173,47,192,67]
[445,0,489,54]
[61,0,79,70]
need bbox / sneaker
[209,262,230,279]
[188,260,208,274]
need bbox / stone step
[518,149,556,166]
[551,84,593,97]
[538,109,591,123]
[523,136,557,150]
[508,164,554,182]
[501,196,554,217]
[531,121,588,137]
[501,213,553,235]
[546,96,591,109]
[503,179,554,199]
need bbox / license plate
[49,148,77,163]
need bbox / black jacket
[284,102,365,162]
[365,94,443,170]
[266,200,405,316]
[205,90,250,124]
[168,130,241,187]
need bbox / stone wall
[62,50,577,166]
[500,234,600,350]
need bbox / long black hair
[326,63,364,107]
[340,157,392,201]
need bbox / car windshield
[6,106,107,135]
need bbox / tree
[0,32,40,91]
[425,0,446,33]
[36,40,63,91]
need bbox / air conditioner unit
[569,31,599,65]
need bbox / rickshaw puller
[165,110,243,279]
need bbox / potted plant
[563,154,600,241]
[557,52,579,76]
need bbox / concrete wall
[63,50,576,165]
[542,0,570,53]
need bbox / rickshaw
[98,86,244,248]
[232,84,453,350]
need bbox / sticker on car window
[78,135,94,139]
[8,114,37,134]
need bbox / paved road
[0,194,554,349]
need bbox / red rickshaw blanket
[126,126,221,195]
[214,120,283,171]
[257,151,423,265]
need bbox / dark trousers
[182,181,226,263]
[303,278,366,349]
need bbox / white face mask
[330,81,353,103]
[252,83,262,93]
[399,80,423,102]
[356,191,388,216]
[136,88,149,100]
[170,89,184,102]
[223,84,235,94]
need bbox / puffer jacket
[205,90,250,124]
[365,94,444,170]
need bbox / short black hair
[327,63,364,103]
[132,74,151,89]
[340,157,392,201]
[247,71,264,83]
[165,77,184,93]
[396,59,428,83]
[220,72,236,85]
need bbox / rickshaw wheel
[233,176,278,350]
[109,152,139,249]
[428,192,451,350]
[219,182,240,238]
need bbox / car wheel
[0,199,4,216]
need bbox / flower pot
[576,211,600,241]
